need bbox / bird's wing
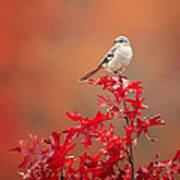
[79,45,118,81]
[98,46,118,68]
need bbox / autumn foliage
[12,75,180,179]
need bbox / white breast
[105,45,133,73]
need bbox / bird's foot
[113,71,123,76]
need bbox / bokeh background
[1,0,180,179]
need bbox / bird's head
[114,36,130,46]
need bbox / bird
[79,35,133,81]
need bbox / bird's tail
[79,66,102,82]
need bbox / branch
[121,78,135,180]
[60,168,64,180]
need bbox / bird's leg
[113,71,117,74]
[105,69,111,77]
[113,71,124,77]
[117,72,123,76]
[105,68,114,77]
[105,69,123,77]
[105,72,110,77]
[106,68,116,75]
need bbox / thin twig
[60,168,64,180]
[60,156,64,180]
[124,116,135,180]
[60,175,64,180]
[120,77,135,180]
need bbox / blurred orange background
[1,0,180,179]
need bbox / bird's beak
[113,40,118,44]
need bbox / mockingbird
[80,36,133,81]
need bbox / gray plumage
[80,35,133,81]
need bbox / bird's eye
[119,40,124,43]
